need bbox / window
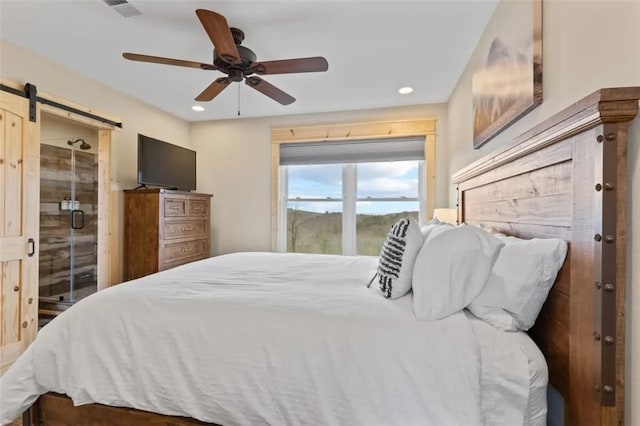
[278,137,426,256]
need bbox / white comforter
[1,252,531,425]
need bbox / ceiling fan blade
[195,77,232,101]
[245,76,295,105]
[122,53,216,70]
[250,57,329,75]
[195,9,241,65]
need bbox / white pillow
[373,217,423,299]
[467,235,568,331]
[419,217,454,241]
[412,226,505,320]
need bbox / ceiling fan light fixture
[191,105,205,112]
[398,86,414,95]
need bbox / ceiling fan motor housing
[213,44,257,79]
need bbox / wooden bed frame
[23,87,640,425]
[453,87,640,426]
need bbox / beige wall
[0,39,191,283]
[191,103,448,255]
[445,0,640,424]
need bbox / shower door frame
[40,105,116,292]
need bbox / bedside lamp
[433,208,458,225]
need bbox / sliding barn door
[0,90,39,375]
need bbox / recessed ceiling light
[191,105,205,112]
[398,86,414,95]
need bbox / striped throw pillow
[373,217,423,299]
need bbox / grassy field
[287,208,419,255]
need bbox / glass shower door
[39,138,98,309]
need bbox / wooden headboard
[452,87,640,426]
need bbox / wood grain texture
[109,190,120,285]
[97,129,111,290]
[463,160,572,205]
[459,138,572,192]
[271,119,436,143]
[123,190,212,281]
[602,122,628,423]
[568,125,600,424]
[39,144,97,297]
[5,110,22,237]
[29,393,216,426]
[123,192,160,281]
[425,134,436,220]
[455,87,640,426]
[0,87,39,375]
[19,93,39,363]
[1,261,20,345]
[465,193,572,226]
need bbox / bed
[1,86,639,426]
[3,252,546,426]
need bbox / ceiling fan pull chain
[237,83,241,117]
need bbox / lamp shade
[433,208,458,225]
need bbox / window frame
[271,119,437,252]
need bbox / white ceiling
[0,0,498,122]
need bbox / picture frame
[472,0,543,149]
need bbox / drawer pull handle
[182,227,192,231]
[182,248,192,253]
[169,206,180,210]
[193,207,203,211]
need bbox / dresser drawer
[189,199,209,217]
[163,220,207,240]
[162,239,207,265]
[164,198,187,217]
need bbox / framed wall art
[472,0,542,149]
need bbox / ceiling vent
[102,0,142,18]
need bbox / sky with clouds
[287,161,420,215]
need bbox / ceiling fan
[122,9,328,106]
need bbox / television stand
[132,184,149,190]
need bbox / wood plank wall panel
[465,193,572,226]
[39,144,98,298]
[459,138,573,192]
[460,151,575,403]
[464,160,572,205]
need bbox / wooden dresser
[123,189,212,281]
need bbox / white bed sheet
[516,329,549,426]
[1,252,536,426]
[465,313,548,426]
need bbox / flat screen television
[137,134,196,191]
